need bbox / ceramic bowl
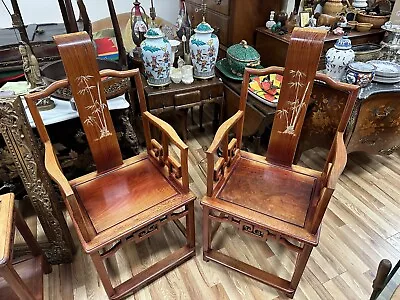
[345,62,376,87]
[356,23,373,32]
[347,21,358,30]
[356,12,390,29]
[353,43,382,62]
[227,40,260,77]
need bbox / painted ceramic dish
[248,74,283,107]
[367,60,400,78]
[345,62,376,87]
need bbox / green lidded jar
[227,40,260,77]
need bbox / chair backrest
[266,28,326,166]
[53,32,123,173]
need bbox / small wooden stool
[0,193,51,300]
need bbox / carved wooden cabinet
[299,83,400,157]
[186,0,283,55]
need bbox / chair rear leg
[186,201,195,248]
[288,244,313,298]
[202,206,211,262]
[91,252,115,298]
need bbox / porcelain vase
[189,22,219,79]
[140,28,172,87]
[326,35,355,81]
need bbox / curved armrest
[143,111,188,151]
[326,132,347,189]
[44,141,73,198]
[206,111,244,155]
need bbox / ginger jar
[140,27,172,87]
[326,35,355,81]
[189,21,219,79]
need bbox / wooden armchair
[25,32,195,299]
[0,193,51,300]
[201,28,359,298]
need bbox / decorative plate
[248,74,283,107]
[372,75,400,84]
[367,60,400,78]
[216,58,243,81]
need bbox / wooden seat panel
[0,256,44,300]
[73,158,178,233]
[217,157,317,227]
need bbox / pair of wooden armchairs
[25,28,358,299]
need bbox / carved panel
[0,96,74,264]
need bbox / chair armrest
[143,111,187,151]
[44,141,74,198]
[205,111,244,196]
[143,111,190,192]
[206,111,243,155]
[325,132,347,189]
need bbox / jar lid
[227,40,260,62]
[194,22,214,33]
[144,27,164,38]
[348,62,376,73]
[334,35,352,50]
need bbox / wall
[0,0,179,29]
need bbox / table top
[255,28,385,44]
[144,76,223,96]
[23,95,129,128]
[0,193,14,266]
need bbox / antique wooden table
[255,28,386,70]
[218,72,400,157]
[143,77,224,140]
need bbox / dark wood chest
[186,0,283,55]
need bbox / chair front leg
[186,201,195,248]
[202,206,211,262]
[288,243,313,298]
[91,252,115,298]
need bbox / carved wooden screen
[54,32,123,173]
[266,28,327,166]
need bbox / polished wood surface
[54,33,123,173]
[73,158,178,233]
[0,193,51,300]
[218,156,318,227]
[39,122,400,299]
[266,28,327,166]
[201,28,359,298]
[25,32,196,299]
[255,28,386,69]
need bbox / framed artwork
[300,12,310,27]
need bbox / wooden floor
[26,113,400,299]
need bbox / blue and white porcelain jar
[140,27,172,87]
[189,21,219,79]
[326,35,355,81]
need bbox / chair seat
[202,152,321,245]
[217,155,319,227]
[71,154,194,251]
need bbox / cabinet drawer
[187,3,230,46]
[188,0,230,16]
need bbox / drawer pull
[215,0,222,5]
